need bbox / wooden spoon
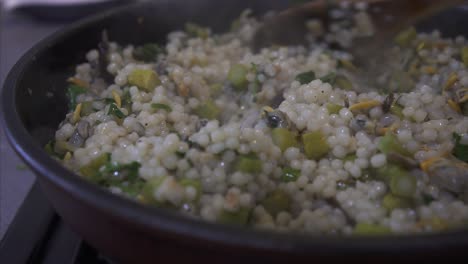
[251,0,465,56]
[251,0,465,89]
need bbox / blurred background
[0,0,142,241]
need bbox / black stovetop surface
[0,183,114,264]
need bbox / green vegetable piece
[354,223,392,235]
[81,101,94,116]
[319,72,336,85]
[378,132,411,157]
[132,43,164,62]
[260,189,291,216]
[66,84,87,109]
[44,140,64,159]
[452,133,468,162]
[343,154,357,162]
[235,153,263,173]
[394,27,417,47]
[210,83,223,96]
[295,71,316,84]
[281,167,301,182]
[302,131,330,160]
[102,161,141,183]
[141,176,167,205]
[44,140,55,155]
[228,64,249,90]
[390,104,404,119]
[121,90,132,110]
[218,207,251,226]
[389,168,416,198]
[250,63,262,94]
[128,69,161,91]
[151,103,172,112]
[461,46,468,67]
[107,103,125,119]
[194,100,220,120]
[375,164,402,183]
[185,22,210,39]
[461,102,468,116]
[271,128,299,152]
[335,75,353,90]
[326,103,344,115]
[180,178,202,201]
[116,179,145,198]
[382,193,412,211]
[79,153,111,182]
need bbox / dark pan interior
[3,0,468,262]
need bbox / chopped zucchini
[375,163,416,198]
[382,193,412,211]
[79,153,111,182]
[235,153,263,173]
[218,207,251,225]
[378,132,412,157]
[228,64,249,90]
[81,101,95,116]
[260,189,291,216]
[194,100,220,120]
[335,75,353,90]
[180,178,202,201]
[128,69,161,91]
[302,131,330,160]
[295,71,316,84]
[141,176,167,205]
[271,128,299,152]
[326,103,344,115]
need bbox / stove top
[0,183,115,264]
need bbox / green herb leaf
[281,167,300,182]
[295,71,316,84]
[151,103,172,112]
[107,103,125,118]
[102,161,141,183]
[66,84,87,109]
[185,22,210,39]
[453,133,468,162]
[132,43,164,62]
[319,72,337,85]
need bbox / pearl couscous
[47,5,468,235]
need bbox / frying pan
[2,0,468,263]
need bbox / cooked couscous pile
[47,4,468,235]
